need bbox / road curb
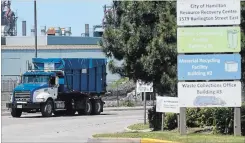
[87,138,177,143]
[141,138,176,143]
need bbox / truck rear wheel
[41,100,53,117]
[11,108,22,117]
[92,100,102,115]
[78,99,92,115]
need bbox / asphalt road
[2,110,144,142]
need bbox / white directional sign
[136,80,153,93]
[177,0,241,26]
[178,81,242,107]
[156,96,179,113]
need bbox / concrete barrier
[87,138,177,143]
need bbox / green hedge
[164,113,178,130]
[148,102,245,135]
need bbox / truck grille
[14,91,31,102]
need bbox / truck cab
[6,58,106,118]
[7,71,60,117]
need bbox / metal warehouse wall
[2,49,120,83]
[5,36,47,46]
[47,36,101,45]
[3,36,101,46]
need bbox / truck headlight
[10,96,13,102]
[36,97,45,102]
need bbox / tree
[100,1,245,96]
[241,2,245,83]
[100,1,177,96]
[241,1,245,101]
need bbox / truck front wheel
[41,100,53,117]
[92,100,102,115]
[11,108,22,117]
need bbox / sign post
[234,107,241,136]
[177,0,241,136]
[144,92,146,125]
[179,107,186,135]
[177,113,180,132]
[161,113,164,131]
[136,80,153,125]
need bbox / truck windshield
[23,75,50,83]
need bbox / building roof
[1,45,102,50]
[2,36,102,46]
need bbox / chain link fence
[2,79,17,93]
[103,79,155,107]
[2,77,243,105]
[1,77,18,110]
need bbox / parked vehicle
[6,58,107,117]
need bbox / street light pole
[34,0,37,58]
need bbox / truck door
[49,76,58,99]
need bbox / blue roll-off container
[32,58,107,94]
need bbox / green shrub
[148,106,162,131]
[164,113,178,130]
[186,108,200,127]
[120,100,135,107]
[196,108,215,127]
[148,102,245,135]
[212,107,234,134]
[148,106,178,131]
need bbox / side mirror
[17,75,22,84]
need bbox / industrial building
[2,34,120,82]
[1,1,120,92]
[2,26,120,82]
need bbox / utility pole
[34,0,37,58]
[144,92,146,125]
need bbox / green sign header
[177,27,241,53]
